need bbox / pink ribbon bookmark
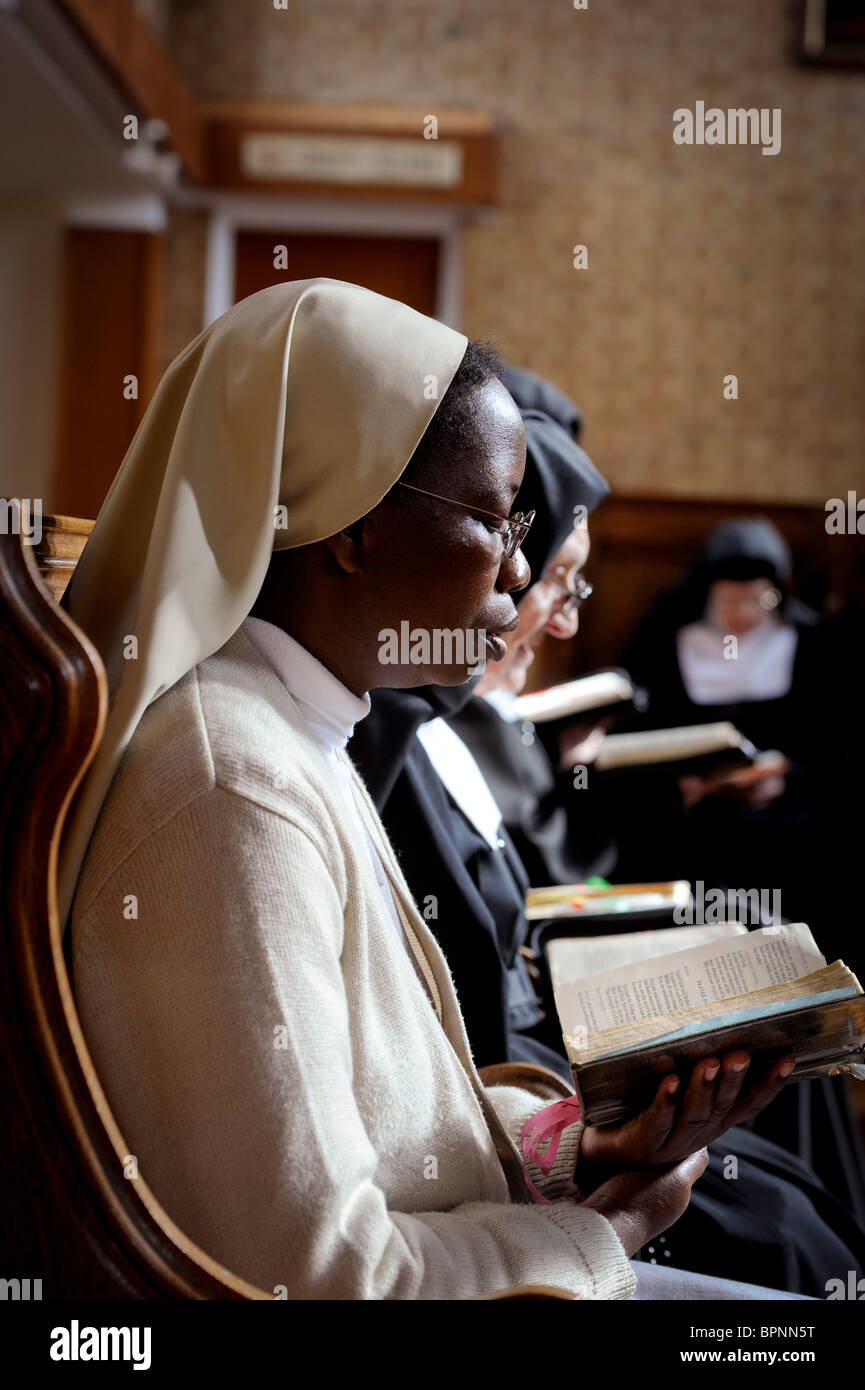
[520,1094,583,1203]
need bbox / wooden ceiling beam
[53,0,206,182]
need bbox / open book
[549,922,865,1124]
[515,668,646,726]
[593,721,773,776]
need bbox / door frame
[199,192,464,330]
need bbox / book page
[554,922,826,1040]
[590,973,861,1063]
[565,962,860,1066]
[547,922,748,992]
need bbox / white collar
[677,617,797,704]
[481,687,521,722]
[242,615,370,755]
[416,717,505,852]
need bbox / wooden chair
[0,513,575,1301]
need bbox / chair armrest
[478,1060,573,1103]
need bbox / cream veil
[58,278,467,924]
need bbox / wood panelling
[530,495,864,689]
[39,500,862,680]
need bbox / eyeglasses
[541,569,594,616]
[398,482,535,560]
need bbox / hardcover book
[593,720,770,777]
[515,667,646,726]
[549,922,865,1124]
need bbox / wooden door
[234,231,439,314]
[54,227,163,518]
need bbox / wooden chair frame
[0,524,270,1297]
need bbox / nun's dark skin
[256,377,530,691]
[253,375,794,1252]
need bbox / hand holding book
[557,716,613,768]
[575,1047,795,1192]
[679,751,790,809]
[550,922,865,1125]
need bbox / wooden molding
[199,100,499,137]
[53,0,206,182]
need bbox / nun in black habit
[619,518,823,897]
[349,367,865,1294]
[625,516,821,748]
[619,518,865,1220]
[448,364,619,890]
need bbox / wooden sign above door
[240,133,464,190]
[203,101,499,205]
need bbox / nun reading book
[57,279,838,1301]
[616,517,865,1217]
[620,517,822,906]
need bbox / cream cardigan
[70,630,636,1300]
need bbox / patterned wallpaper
[165,0,865,503]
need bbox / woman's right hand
[558,717,612,769]
[579,1149,709,1257]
